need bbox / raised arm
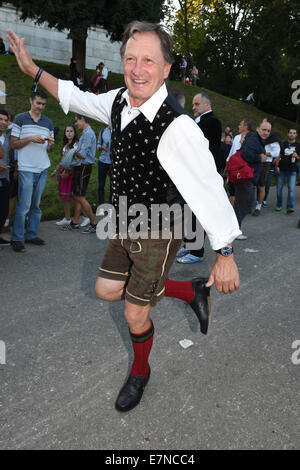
[7,29,59,101]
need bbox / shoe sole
[190,277,211,335]
[176,258,203,264]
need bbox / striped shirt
[12,112,53,173]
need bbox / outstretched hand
[7,29,59,101]
[206,255,240,294]
[7,29,38,78]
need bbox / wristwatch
[215,246,234,257]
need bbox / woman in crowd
[50,125,79,226]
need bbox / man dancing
[8,22,241,412]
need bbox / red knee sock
[164,279,194,303]
[130,321,154,378]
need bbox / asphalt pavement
[0,186,300,450]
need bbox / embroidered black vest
[110,88,187,233]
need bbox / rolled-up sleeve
[157,115,241,250]
[58,79,119,125]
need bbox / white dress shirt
[227,134,243,162]
[58,80,241,249]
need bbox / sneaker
[80,217,90,227]
[11,241,26,252]
[287,208,294,214]
[252,209,260,216]
[176,253,204,264]
[275,207,282,212]
[236,233,248,240]
[82,223,97,233]
[176,247,190,258]
[56,217,71,226]
[4,218,9,227]
[0,237,11,246]
[69,221,80,230]
[25,237,46,245]
[262,201,267,207]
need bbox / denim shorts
[98,230,182,307]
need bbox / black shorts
[72,164,92,196]
[258,162,271,187]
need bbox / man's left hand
[206,255,240,293]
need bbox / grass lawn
[1,54,299,221]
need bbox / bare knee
[124,300,151,333]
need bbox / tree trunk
[72,38,86,79]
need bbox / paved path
[0,187,299,450]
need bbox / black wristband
[31,68,43,92]
[35,68,43,83]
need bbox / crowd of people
[1,21,300,415]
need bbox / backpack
[227,149,254,183]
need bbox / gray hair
[120,21,174,64]
[241,118,253,132]
[199,91,212,107]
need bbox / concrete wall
[0,4,123,73]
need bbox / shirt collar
[121,83,168,123]
[199,110,212,120]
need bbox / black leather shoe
[115,367,151,412]
[25,237,45,245]
[189,277,211,335]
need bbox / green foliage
[172,0,300,122]
[5,0,165,41]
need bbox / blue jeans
[12,169,47,241]
[276,171,296,209]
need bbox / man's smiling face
[123,31,171,108]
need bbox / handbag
[60,147,82,170]
[227,149,254,183]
